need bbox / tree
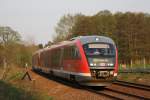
[71,15,94,36]
[0,26,21,44]
[54,11,150,66]
[54,14,84,42]
[38,44,43,49]
[44,41,53,47]
[0,26,21,79]
[54,14,74,42]
[114,12,150,65]
[15,44,38,67]
[0,26,21,65]
[71,10,116,38]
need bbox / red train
[32,36,118,86]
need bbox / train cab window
[83,43,115,57]
[83,43,116,67]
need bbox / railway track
[103,88,149,100]
[86,88,123,100]
[86,86,150,100]
[113,80,150,91]
[33,70,150,100]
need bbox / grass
[0,80,38,100]
[117,73,150,85]
[119,64,150,70]
[6,72,24,81]
[0,80,53,100]
[0,67,53,100]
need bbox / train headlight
[110,63,114,66]
[114,73,118,76]
[90,63,94,66]
[108,63,114,66]
[110,71,114,75]
[95,37,99,41]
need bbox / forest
[54,10,150,67]
[0,10,150,69]
[0,26,38,68]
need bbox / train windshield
[83,43,116,67]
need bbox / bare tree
[0,26,21,79]
[0,26,21,44]
[54,14,83,42]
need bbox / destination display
[88,44,110,48]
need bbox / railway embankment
[0,80,40,100]
[0,67,52,100]
[0,67,109,100]
[0,66,150,100]
[117,69,150,85]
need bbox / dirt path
[28,70,110,100]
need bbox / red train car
[32,36,118,86]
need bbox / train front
[78,36,118,86]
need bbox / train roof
[33,36,115,55]
[33,46,50,55]
[71,35,115,45]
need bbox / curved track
[113,80,150,91]
[32,70,150,100]
[85,86,150,100]
[103,88,149,100]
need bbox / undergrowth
[0,67,53,100]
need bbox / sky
[0,0,150,44]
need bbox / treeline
[54,10,150,66]
[0,26,38,68]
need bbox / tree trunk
[143,57,146,68]
[0,58,7,80]
[130,59,133,68]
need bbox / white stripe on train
[52,69,91,77]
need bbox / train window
[45,50,50,67]
[83,43,115,57]
[64,47,70,59]
[83,43,116,67]
[41,52,45,67]
[74,47,81,59]
[33,54,38,67]
[63,46,80,59]
[51,49,61,68]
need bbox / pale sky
[0,0,150,44]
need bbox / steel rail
[104,88,150,100]
[32,70,150,99]
[113,80,150,91]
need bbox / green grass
[117,73,150,85]
[0,80,37,100]
[6,72,24,81]
[119,64,150,70]
[0,67,53,100]
[0,80,53,100]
